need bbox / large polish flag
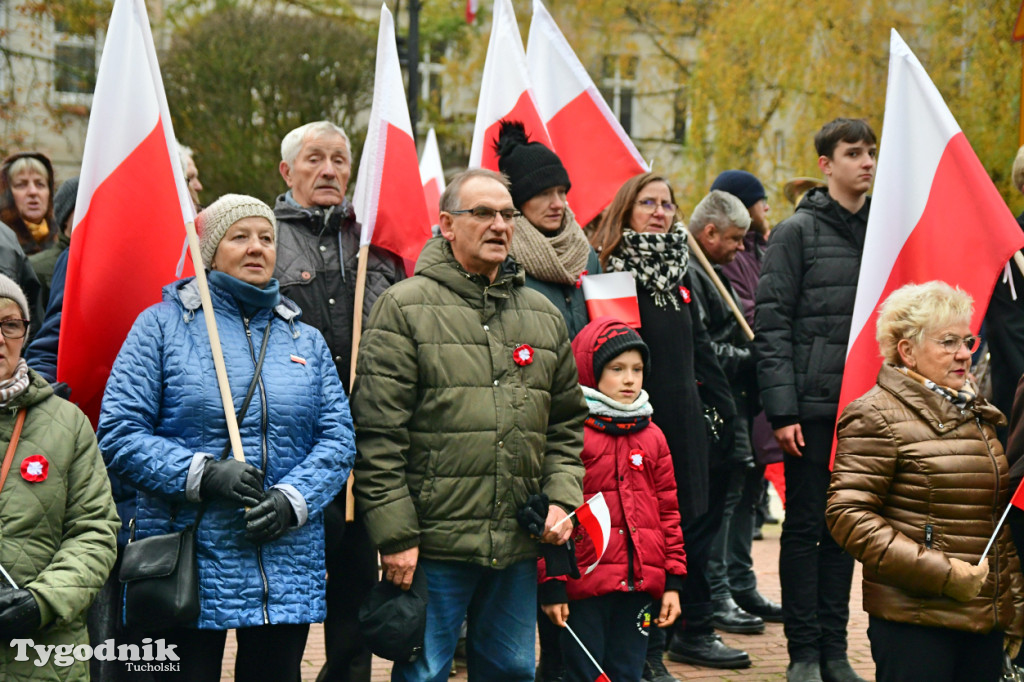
[468,0,552,170]
[351,4,432,267]
[835,29,1024,463]
[419,127,445,228]
[59,0,196,425]
[527,0,648,227]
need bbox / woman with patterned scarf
[495,120,601,340]
[589,173,741,679]
[827,281,1023,682]
[0,272,119,682]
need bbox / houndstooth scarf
[607,227,689,309]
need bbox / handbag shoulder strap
[193,319,273,530]
[0,408,27,494]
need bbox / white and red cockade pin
[679,286,691,304]
[513,344,534,366]
[290,354,307,365]
[628,449,644,471]
[21,455,48,482]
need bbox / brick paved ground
[220,517,877,681]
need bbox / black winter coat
[689,262,756,464]
[754,187,869,430]
[638,274,735,522]
[983,212,1024,441]
[273,194,405,392]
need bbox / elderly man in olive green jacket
[351,168,586,682]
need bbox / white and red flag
[574,491,611,575]
[581,272,641,328]
[468,0,551,170]
[351,3,432,267]
[835,29,1024,465]
[59,0,196,425]
[526,0,648,227]
[419,127,445,228]
[466,0,479,24]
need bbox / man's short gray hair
[687,190,751,235]
[440,169,510,213]
[280,121,351,167]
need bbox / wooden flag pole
[684,229,755,341]
[1014,251,1024,280]
[345,244,371,521]
[184,220,245,462]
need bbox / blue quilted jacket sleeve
[274,331,354,516]
[97,304,196,500]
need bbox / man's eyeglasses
[929,335,980,354]
[0,319,28,339]
[447,206,521,223]
[635,198,677,213]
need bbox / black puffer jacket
[689,261,755,464]
[754,187,869,429]
[273,194,405,391]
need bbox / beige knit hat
[196,194,277,269]
[0,273,29,324]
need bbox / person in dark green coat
[0,273,119,682]
[352,169,586,682]
[495,120,600,340]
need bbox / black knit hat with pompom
[493,120,571,209]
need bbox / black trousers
[867,616,1004,682]
[153,623,309,682]
[675,462,731,635]
[561,592,652,682]
[780,420,854,662]
[87,548,153,682]
[318,490,377,682]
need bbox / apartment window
[53,15,99,100]
[599,54,637,136]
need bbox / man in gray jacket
[273,120,405,682]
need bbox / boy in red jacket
[542,316,687,682]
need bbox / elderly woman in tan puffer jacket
[826,280,1024,682]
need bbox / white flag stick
[980,501,1014,564]
[550,509,577,531]
[0,561,19,589]
[564,623,609,679]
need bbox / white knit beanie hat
[0,273,30,324]
[196,194,277,269]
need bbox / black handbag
[119,321,270,632]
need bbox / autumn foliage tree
[536,0,1021,210]
[162,6,376,203]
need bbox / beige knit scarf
[509,206,590,285]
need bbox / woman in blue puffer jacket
[98,194,355,682]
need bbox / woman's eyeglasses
[635,198,676,213]
[0,319,29,339]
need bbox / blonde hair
[8,157,49,183]
[875,281,973,364]
[1013,145,1024,193]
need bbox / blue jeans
[392,559,537,682]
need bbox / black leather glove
[516,494,549,538]
[245,489,295,544]
[0,589,40,639]
[200,458,264,508]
